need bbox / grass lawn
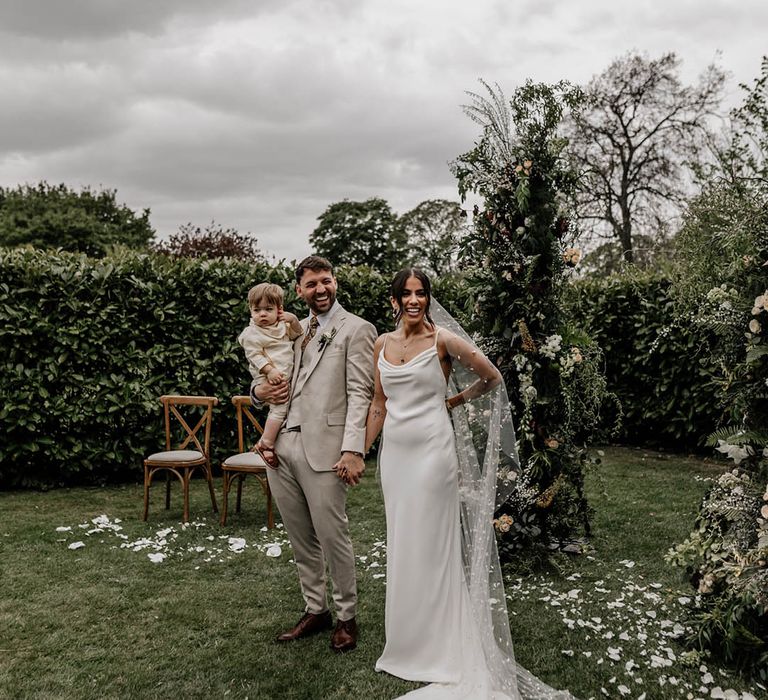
[0,446,764,700]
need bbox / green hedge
[565,272,724,447]
[0,249,468,488]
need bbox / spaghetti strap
[433,326,440,347]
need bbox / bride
[344,268,574,699]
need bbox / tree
[309,198,407,272]
[154,221,263,262]
[0,182,155,257]
[568,52,725,263]
[704,55,768,192]
[667,58,768,675]
[399,199,465,276]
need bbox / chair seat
[222,451,268,469]
[147,449,204,463]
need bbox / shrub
[565,271,723,447]
[0,250,411,488]
[667,178,768,677]
[153,221,264,262]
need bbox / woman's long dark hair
[390,268,435,329]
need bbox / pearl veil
[431,297,575,700]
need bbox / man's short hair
[295,255,334,284]
[248,282,284,309]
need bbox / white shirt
[313,300,341,329]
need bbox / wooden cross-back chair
[143,395,219,523]
[220,396,274,528]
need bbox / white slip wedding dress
[375,329,574,700]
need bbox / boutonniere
[318,327,338,351]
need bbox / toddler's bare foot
[254,441,278,469]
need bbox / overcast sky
[1,0,765,262]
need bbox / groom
[252,255,377,652]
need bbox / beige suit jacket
[285,306,377,471]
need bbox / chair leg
[143,463,151,521]
[267,487,274,530]
[205,461,218,513]
[182,469,191,523]
[165,471,172,510]
[236,475,244,513]
[220,471,230,526]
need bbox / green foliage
[565,271,723,447]
[153,221,263,262]
[673,181,768,443]
[0,249,398,488]
[309,198,408,273]
[452,80,616,553]
[0,182,155,256]
[668,59,768,675]
[666,461,768,678]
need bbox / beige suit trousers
[268,430,357,620]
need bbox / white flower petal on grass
[561,650,574,657]
[742,693,757,700]
[56,526,72,532]
[372,573,385,579]
[710,687,725,698]
[68,541,85,550]
[265,544,282,558]
[617,685,630,696]
[228,537,246,553]
[147,552,166,563]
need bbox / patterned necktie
[301,315,319,351]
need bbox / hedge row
[565,272,724,448]
[1,248,722,487]
[0,248,464,488]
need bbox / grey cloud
[0,0,279,41]
[1,0,765,261]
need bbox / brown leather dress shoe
[276,611,333,642]
[330,617,358,653]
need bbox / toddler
[238,282,303,467]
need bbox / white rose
[749,319,762,334]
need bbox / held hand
[267,367,285,385]
[333,452,365,486]
[255,378,290,405]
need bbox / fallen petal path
[506,562,765,700]
[55,515,764,699]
